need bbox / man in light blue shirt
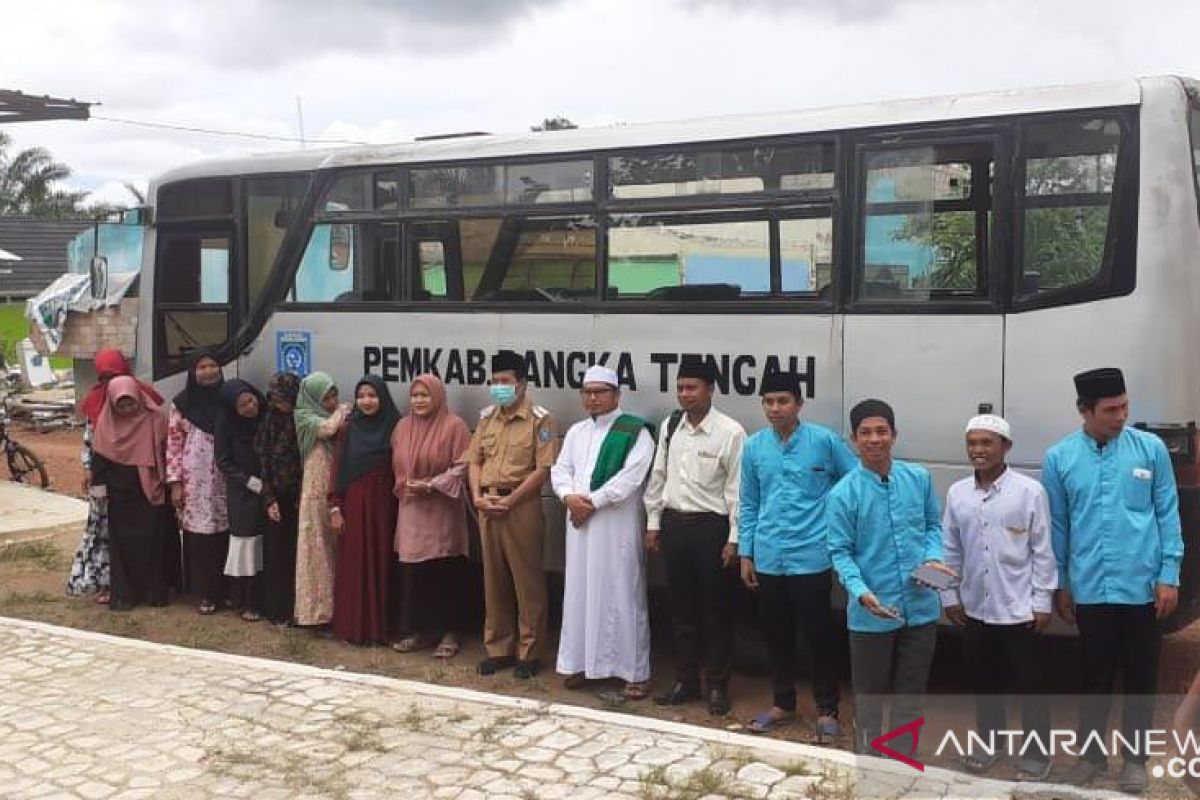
[826,398,954,756]
[1043,367,1183,793]
[738,371,857,742]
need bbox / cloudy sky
[2,0,1198,207]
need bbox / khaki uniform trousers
[480,493,547,662]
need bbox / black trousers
[962,617,1049,762]
[849,623,937,755]
[757,570,841,716]
[1075,603,1161,764]
[660,510,736,688]
[262,489,299,624]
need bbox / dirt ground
[5,425,1200,793]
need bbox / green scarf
[294,371,335,462]
[590,414,653,491]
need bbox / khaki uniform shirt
[466,395,558,489]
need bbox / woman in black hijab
[215,379,268,621]
[329,375,401,644]
[165,349,230,614]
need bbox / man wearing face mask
[467,349,559,679]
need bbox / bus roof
[150,77,1149,190]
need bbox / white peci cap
[583,365,619,387]
[965,413,1011,440]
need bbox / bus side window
[289,222,398,303]
[856,143,993,303]
[1018,117,1122,296]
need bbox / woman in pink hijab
[90,376,169,611]
[390,374,473,658]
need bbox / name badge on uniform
[1133,467,1152,481]
[539,427,552,444]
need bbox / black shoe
[653,682,701,706]
[477,656,516,676]
[513,659,541,679]
[708,686,731,717]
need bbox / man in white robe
[551,365,656,698]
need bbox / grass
[0,589,58,607]
[781,760,814,777]
[333,709,386,753]
[807,768,855,800]
[637,764,749,800]
[0,302,70,369]
[402,702,428,732]
[0,539,67,571]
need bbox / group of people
[66,348,475,657]
[66,348,1182,794]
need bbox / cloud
[109,0,568,69]
[683,0,924,22]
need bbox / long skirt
[332,468,397,644]
[399,556,469,638]
[263,489,299,624]
[184,531,229,604]
[66,497,109,595]
[109,498,167,608]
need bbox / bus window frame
[844,128,1011,315]
[1008,107,1139,313]
[153,221,238,376]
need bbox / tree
[0,131,87,217]
[531,116,578,132]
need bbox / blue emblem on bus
[276,330,312,377]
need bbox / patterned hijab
[253,373,302,498]
[294,371,336,461]
[333,375,401,492]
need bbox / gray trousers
[849,623,937,755]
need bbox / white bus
[126,75,1200,627]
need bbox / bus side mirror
[90,256,109,299]
[329,224,352,271]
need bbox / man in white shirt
[941,413,1056,781]
[551,365,656,700]
[644,355,746,716]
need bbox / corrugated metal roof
[0,217,91,299]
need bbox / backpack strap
[663,409,684,460]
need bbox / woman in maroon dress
[329,375,401,645]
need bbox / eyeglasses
[580,388,616,398]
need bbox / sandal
[815,715,840,745]
[392,634,432,653]
[748,709,795,734]
[94,590,111,605]
[432,636,460,659]
[241,610,262,622]
[198,601,217,615]
[563,672,587,690]
[622,681,651,701]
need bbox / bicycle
[0,395,50,488]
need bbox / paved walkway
[0,618,1122,800]
[0,481,87,539]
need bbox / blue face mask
[489,384,518,408]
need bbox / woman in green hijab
[292,372,350,630]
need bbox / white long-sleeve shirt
[643,407,745,543]
[940,466,1058,625]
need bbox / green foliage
[0,131,88,218]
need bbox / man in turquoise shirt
[738,371,857,742]
[826,398,954,756]
[1043,367,1183,793]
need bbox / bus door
[842,131,1010,485]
